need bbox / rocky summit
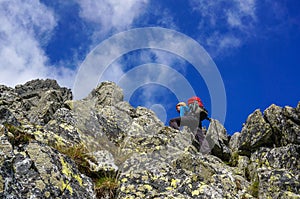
[0,79,299,199]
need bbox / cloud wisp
[190,0,257,55]
[76,0,149,40]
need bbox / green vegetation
[228,151,239,167]
[54,143,95,177]
[94,173,119,199]
[248,180,259,198]
[4,124,34,146]
[54,143,120,198]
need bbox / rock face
[0,79,299,199]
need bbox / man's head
[176,102,186,112]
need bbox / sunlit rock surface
[0,79,299,198]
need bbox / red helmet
[188,96,204,107]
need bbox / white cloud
[76,0,148,33]
[0,0,54,86]
[0,0,77,88]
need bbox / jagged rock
[235,155,250,177]
[264,103,300,146]
[97,105,133,144]
[119,152,251,199]
[236,109,274,156]
[248,144,299,182]
[28,90,71,125]
[229,132,241,150]
[228,102,300,198]
[0,79,72,125]
[0,130,95,198]
[0,85,19,107]
[15,79,72,101]
[205,119,231,161]
[0,79,299,198]
[87,81,123,107]
[88,150,118,174]
[0,107,20,126]
[257,169,299,199]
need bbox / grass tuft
[54,143,96,177]
[94,172,119,199]
[5,124,34,146]
[54,143,120,198]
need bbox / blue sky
[0,0,299,134]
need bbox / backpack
[187,96,209,121]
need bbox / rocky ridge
[0,79,299,198]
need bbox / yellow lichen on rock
[199,184,209,193]
[144,184,153,191]
[141,174,148,181]
[121,178,128,183]
[191,189,200,196]
[171,178,180,188]
[60,156,83,187]
[59,123,75,131]
[60,157,72,177]
[44,191,51,198]
[61,179,73,194]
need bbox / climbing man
[169,96,211,154]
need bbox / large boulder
[0,126,95,199]
[264,103,300,146]
[229,102,300,198]
[236,109,274,156]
